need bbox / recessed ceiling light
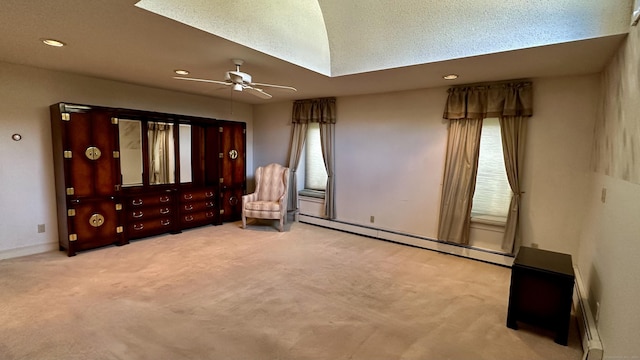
[443,74,459,80]
[174,69,190,75]
[41,38,66,47]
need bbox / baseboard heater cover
[298,214,514,267]
[573,266,604,360]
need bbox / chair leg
[279,216,284,232]
[242,213,247,229]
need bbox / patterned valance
[292,97,336,124]
[443,82,533,120]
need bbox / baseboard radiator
[573,266,603,360]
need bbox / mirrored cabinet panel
[179,124,192,183]
[147,121,176,185]
[118,119,143,187]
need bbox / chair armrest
[243,192,258,206]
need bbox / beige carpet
[0,221,583,360]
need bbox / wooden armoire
[50,103,246,256]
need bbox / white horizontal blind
[471,118,512,220]
[305,122,328,190]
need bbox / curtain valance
[443,82,533,120]
[292,97,336,124]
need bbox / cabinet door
[64,110,120,197]
[68,198,121,253]
[218,122,245,222]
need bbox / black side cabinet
[506,246,575,345]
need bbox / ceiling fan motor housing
[226,71,251,84]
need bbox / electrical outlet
[37,224,45,233]
[370,215,375,223]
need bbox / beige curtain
[438,119,483,244]
[440,81,532,248]
[290,97,336,219]
[499,116,527,253]
[286,122,308,211]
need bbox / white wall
[0,61,253,259]
[577,22,640,357]
[253,74,599,255]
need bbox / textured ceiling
[137,0,632,76]
[0,0,633,104]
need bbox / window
[304,122,328,191]
[471,118,512,223]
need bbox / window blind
[471,118,512,220]
[305,122,328,190]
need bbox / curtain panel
[290,97,337,219]
[439,81,532,253]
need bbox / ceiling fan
[173,59,297,99]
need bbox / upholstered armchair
[242,163,290,232]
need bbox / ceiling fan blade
[251,82,297,92]
[173,76,230,86]
[244,86,273,99]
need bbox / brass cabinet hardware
[184,205,194,211]
[116,226,123,233]
[219,152,224,158]
[183,194,193,200]
[66,187,75,195]
[229,149,238,160]
[69,234,78,241]
[113,151,120,159]
[115,204,122,211]
[111,117,119,125]
[160,208,170,215]
[89,213,105,227]
[160,196,170,203]
[63,151,73,159]
[85,146,102,160]
[61,113,70,121]
[67,209,76,217]
[132,199,143,206]
[161,219,171,226]
[132,211,143,218]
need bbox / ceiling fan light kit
[174,59,296,99]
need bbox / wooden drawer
[180,210,217,228]
[179,200,215,213]
[127,205,173,222]
[180,189,215,203]
[128,193,174,208]
[127,216,174,239]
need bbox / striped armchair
[242,163,290,232]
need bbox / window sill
[298,189,325,199]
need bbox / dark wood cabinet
[50,104,126,256]
[50,102,246,255]
[507,246,575,345]
[218,121,246,222]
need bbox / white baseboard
[298,215,514,267]
[573,266,604,360]
[0,242,59,261]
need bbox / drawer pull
[206,201,215,208]
[133,224,144,231]
[205,192,214,197]
[185,215,194,222]
[183,194,193,200]
[206,212,215,218]
[133,211,144,218]
[184,205,193,211]
[160,196,171,203]
[161,219,171,226]
[160,208,170,215]
[132,199,143,206]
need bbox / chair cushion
[245,200,281,212]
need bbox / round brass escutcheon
[85,146,102,160]
[89,213,105,227]
[229,196,239,206]
[228,149,238,160]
